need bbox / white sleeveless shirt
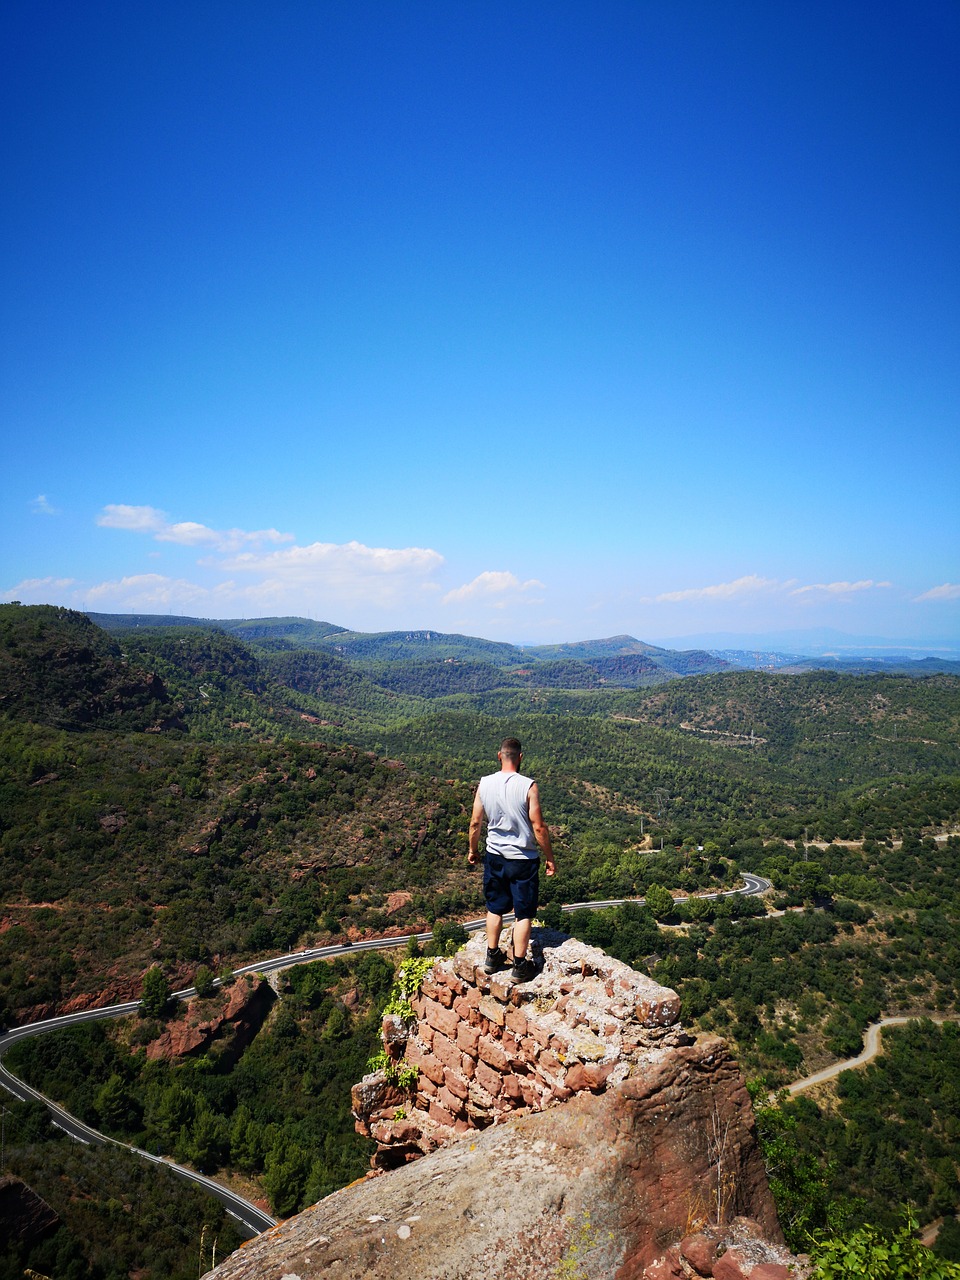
[477,770,537,860]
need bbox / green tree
[936,1219,960,1264]
[189,1103,229,1173]
[193,964,216,998]
[538,900,564,930]
[140,965,171,1018]
[263,1139,310,1217]
[644,883,675,920]
[430,920,468,955]
[94,1073,141,1133]
[811,1215,960,1279]
[229,1104,263,1172]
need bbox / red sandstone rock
[505,1007,528,1036]
[381,1013,409,1054]
[530,1021,552,1047]
[145,977,271,1061]
[423,998,459,1039]
[749,1266,791,1280]
[475,1060,502,1097]
[431,1031,461,1071]
[337,931,798,1280]
[457,1022,480,1053]
[502,1074,524,1100]
[582,1060,615,1089]
[713,1249,752,1280]
[642,1254,686,1279]
[427,1098,458,1128]
[564,1062,589,1091]
[477,1034,509,1071]
[438,1085,465,1116]
[479,993,506,1025]
[680,1232,719,1275]
[454,989,481,1018]
[442,1068,469,1100]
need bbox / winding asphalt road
[0,873,770,1236]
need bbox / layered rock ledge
[208,928,802,1279]
[353,928,687,1164]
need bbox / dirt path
[786,1014,960,1096]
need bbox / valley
[1,603,959,1276]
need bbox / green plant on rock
[392,1061,419,1088]
[383,956,435,1021]
[363,1048,419,1089]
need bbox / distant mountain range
[84,614,731,686]
[83,613,960,682]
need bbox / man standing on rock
[468,736,556,982]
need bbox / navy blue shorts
[483,853,540,921]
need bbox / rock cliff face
[0,1175,60,1247]
[207,929,803,1280]
[146,975,274,1062]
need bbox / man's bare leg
[486,911,503,951]
[512,916,532,961]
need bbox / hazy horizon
[68,605,957,659]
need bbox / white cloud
[443,570,546,606]
[85,574,214,611]
[97,504,168,533]
[96,504,293,552]
[220,540,443,592]
[914,583,960,602]
[652,575,895,606]
[31,494,59,516]
[791,579,891,597]
[2,577,76,603]
[76,536,446,618]
[655,575,778,604]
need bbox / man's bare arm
[527,783,556,876]
[468,790,485,865]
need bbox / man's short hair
[499,737,522,762]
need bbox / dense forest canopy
[2,603,959,1275]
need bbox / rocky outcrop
[353,928,686,1165]
[208,929,801,1280]
[146,975,274,1061]
[206,1104,800,1279]
[642,1219,807,1279]
[0,1175,59,1247]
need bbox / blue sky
[2,2,958,647]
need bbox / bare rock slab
[208,1035,781,1280]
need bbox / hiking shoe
[483,947,508,975]
[510,955,538,983]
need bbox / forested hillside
[0,605,179,732]
[4,603,959,1027]
[2,603,959,1272]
